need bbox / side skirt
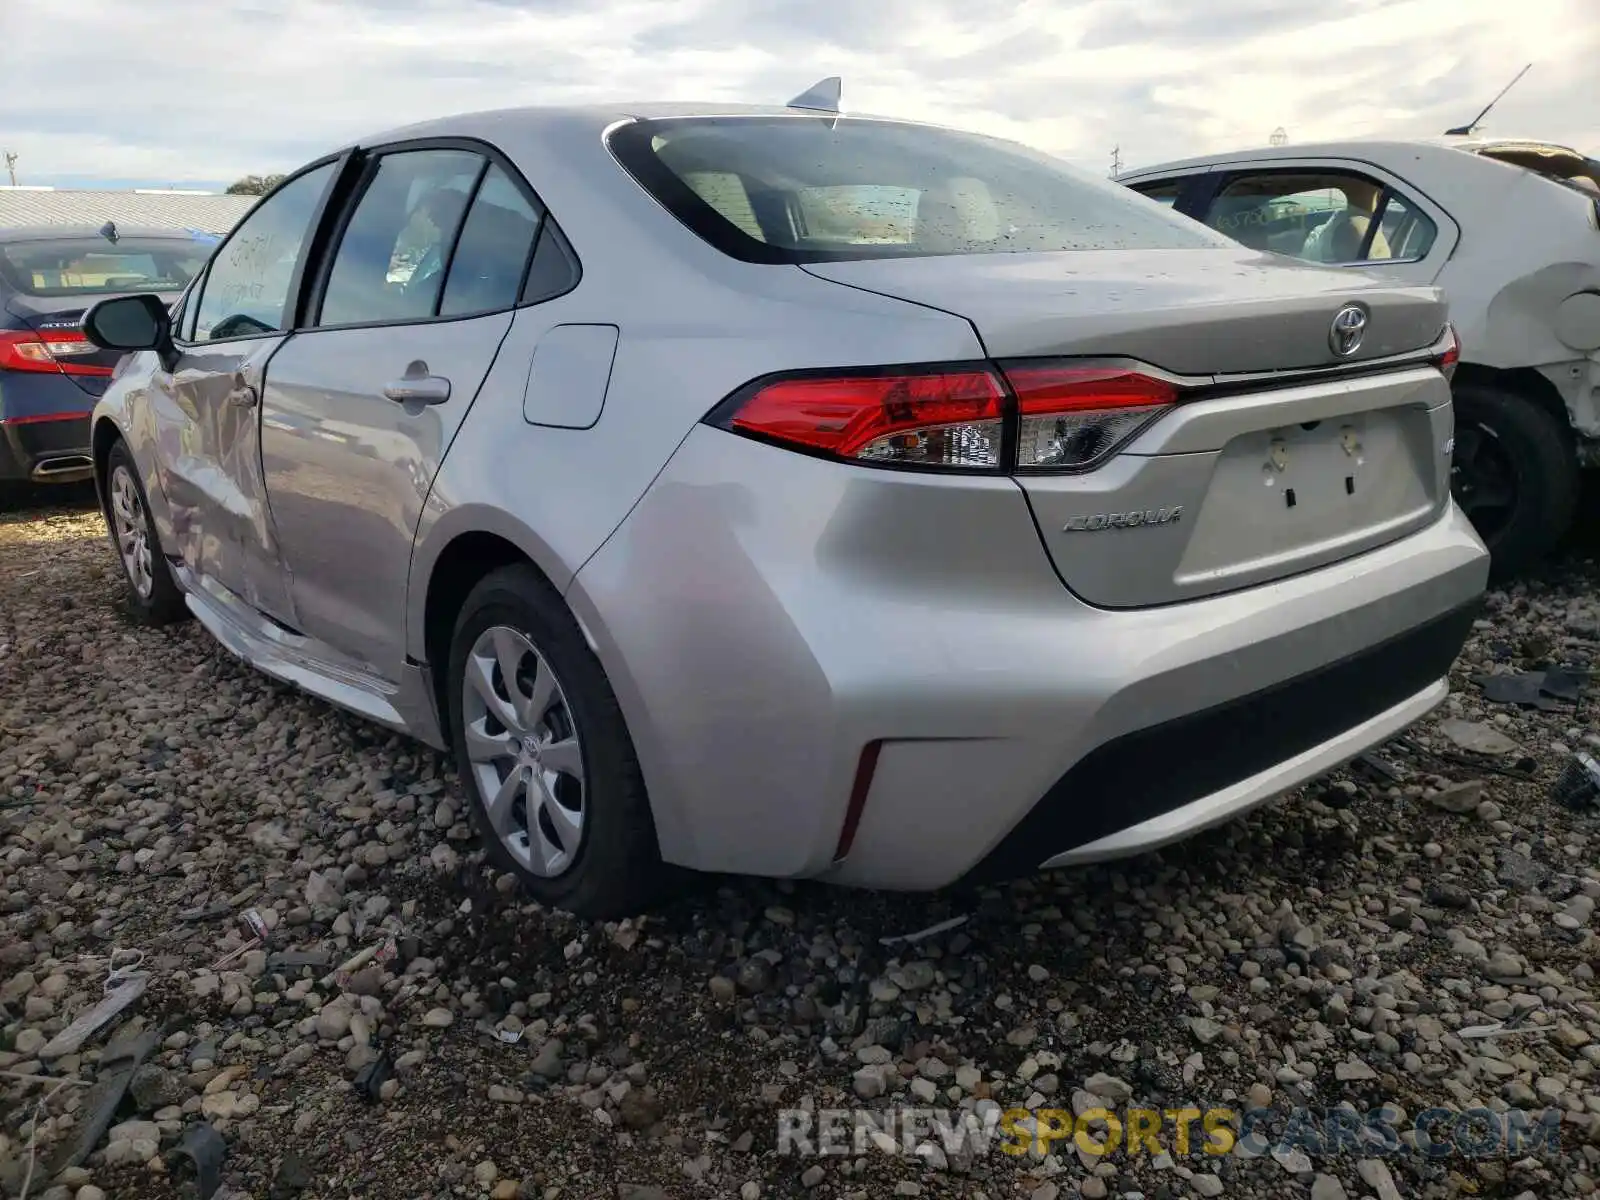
[170,560,447,750]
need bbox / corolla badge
[1329,304,1368,358]
[1063,506,1183,532]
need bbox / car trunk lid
[803,248,1455,607]
[801,247,1447,372]
[1010,363,1455,607]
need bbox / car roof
[0,223,214,244]
[1116,135,1587,180]
[335,101,973,156]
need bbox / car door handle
[382,362,451,406]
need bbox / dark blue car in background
[0,224,213,486]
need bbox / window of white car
[1202,170,1437,266]
[1128,179,1183,207]
[188,162,337,342]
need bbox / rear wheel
[104,440,188,625]
[446,564,663,918]
[1450,382,1578,579]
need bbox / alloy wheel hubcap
[109,466,154,599]
[460,625,586,877]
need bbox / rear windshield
[608,116,1228,264]
[0,237,210,298]
[1469,145,1600,200]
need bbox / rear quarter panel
[1435,171,1600,344]
[1423,160,1600,435]
[405,114,994,868]
[404,112,986,664]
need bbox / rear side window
[1370,193,1437,262]
[438,165,543,317]
[0,238,208,298]
[608,116,1228,264]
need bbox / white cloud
[1,0,1596,186]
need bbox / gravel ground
[5,483,1600,1200]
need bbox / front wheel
[446,564,664,918]
[1450,382,1579,579]
[103,440,189,625]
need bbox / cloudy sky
[2,0,1597,190]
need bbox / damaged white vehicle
[1119,138,1600,576]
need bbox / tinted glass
[175,282,198,341]
[1204,170,1436,264]
[1130,180,1184,207]
[797,185,918,243]
[1369,194,1438,261]
[609,116,1227,264]
[0,237,209,298]
[521,221,580,304]
[190,164,335,341]
[439,165,542,317]
[319,149,482,326]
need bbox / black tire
[446,563,664,918]
[1451,382,1579,579]
[103,439,189,625]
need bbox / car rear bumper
[570,425,1489,889]
[1036,678,1448,870]
[0,413,94,482]
[0,371,95,483]
[970,606,1470,882]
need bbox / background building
[0,186,255,234]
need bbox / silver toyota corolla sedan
[80,92,1489,917]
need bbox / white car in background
[1119,138,1600,576]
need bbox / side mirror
[81,294,178,371]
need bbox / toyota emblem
[1329,304,1368,358]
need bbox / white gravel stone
[4,500,1598,1200]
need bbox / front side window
[190,162,336,342]
[1203,170,1437,264]
[318,149,483,327]
[0,238,209,298]
[608,116,1229,263]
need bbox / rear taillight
[1001,363,1177,472]
[1433,324,1460,381]
[715,368,1007,469]
[0,330,111,377]
[709,361,1177,474]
